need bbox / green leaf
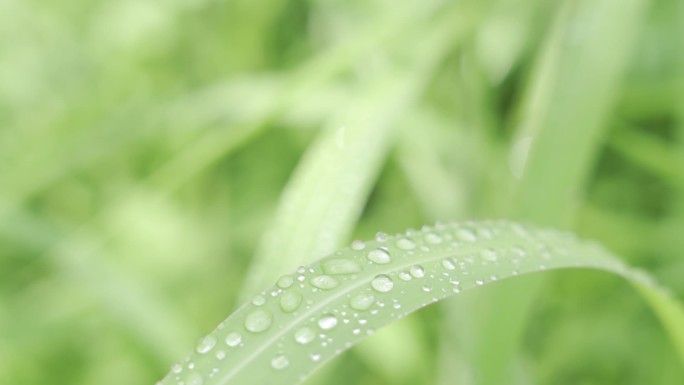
[158,220,684,385]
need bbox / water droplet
[457,229,477,242]
[280,291,302,313]
[244,309,273,333]
[311,275,339,290]
[195,335,217,354]
[441,259,456,270]
[322,259,362,275]
[216,350,226,360]
[318,314,338,330]
[371,275,394,293]
[375,232,388,242]
[277,275,294,289]
[367,248,391,264]
[171,363,183,374]
[351,240,366,250]
[186,373,203,385]
[294,327,316,345]
[481,249,498,262]
[475,279,485,286]
[424,232,443,244]
[409,265,425,278]
[251,294,266,306]
[422,285,432,293]
[225,331,242,347]
[310,353,321,362]
[398,271,412,281]
[350,293,375,311]
[396,238,416,250]
[271,355,289,370]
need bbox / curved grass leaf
[158,220,684,385]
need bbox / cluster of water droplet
[160,220,612,385]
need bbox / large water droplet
[396,238,416,250]
[277,275,294,289]
[371,275,394,293]
[318,314,338,330]
[409,265,425,278]
[367,248,391,264]
[225,331,242,347]
[195,335,217,354]
[311,275,339,289]
[280,291,302,313]
[271,355,290,370]
[350,293,375,311]
[244,309,273,333]
[322,259,362,275]
[294,327,316,345]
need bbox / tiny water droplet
[351,240,366,250]
[350,293,375,311]
[277,275,294,289]
[195,335,217,354]
[216,350,226,360]
[225,331,242,347]
[318,314,338,330]
[280,291,302,313]
[481,249,498,262]
[322,259,362,275]
[398,271,412,281]
[371,275,394,293]
[375,232,388,242]
[396,238,416,250]
[367,248,391,264]
[251,294,266,306]
[422,285,432,293]
[441,259,456,270]
[311,275,339,289]
[409,265,425,278]
[310,353,321,362]
[171,363,183,374]
[271,355,289,370]
[244,309,273,333]
[294,326,316,345]
[475,279,485,286]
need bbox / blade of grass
[452,1,650,384]
[158,220,684,385]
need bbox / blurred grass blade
[159,220,684,385]
[451,1,650,384]
[241,0,490,298]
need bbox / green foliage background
[1,0,683,384]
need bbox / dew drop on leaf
[244,309,273,333]
[251,294,266,306]
[225,331,242,347]
[350,240,366,250]
[367,248,391,264]
[409,265,425,278]
[349,293,375,311]
[318,314,338,330]
[311,275,340,289]
[277,275,294,289]
[396,238,416,250]
[294,327,316,345]
[371,274,394,293]
[271,355,290,370]
[280,291,303,313]
[195,335,217,354]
